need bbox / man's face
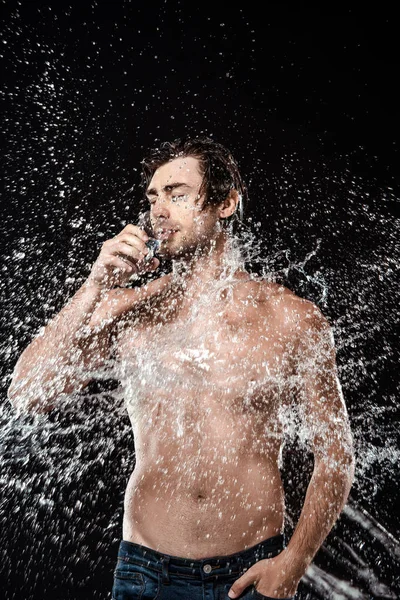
[146,156,220,261]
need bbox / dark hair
[140,136,248,232]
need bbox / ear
[218,189,240,220]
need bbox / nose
[150,194,171,220]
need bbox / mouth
[155,228,179,240]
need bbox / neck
[170,230,246,294]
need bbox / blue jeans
[112,534,294,599]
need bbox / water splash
[1,7,399,600]
[2,195,399,598]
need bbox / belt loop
[161,555,171,585]
[255,545,262,561]
[238,555,244,575]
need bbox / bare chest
[114,292,290,436]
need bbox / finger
[108,255,135,272]
[112,235,149,254]
[115,232,150,249]
[228,569,260,599]
[139,257,160,273]
[112,240,149,263]
[120,224,149,242]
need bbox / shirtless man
[8,137,355,600]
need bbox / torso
[109,271,302,558]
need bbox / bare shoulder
[272,286,334,357]
[251,278,332,336]
[236,276,298,311]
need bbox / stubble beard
[160,228,218,264]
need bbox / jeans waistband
[117,534,285,581]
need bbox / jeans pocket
[252,588,294,600]
[112,564,160,600]
[223,582,254,599]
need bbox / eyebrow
[146,182,192,197]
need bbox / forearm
[7,279,105,412]
[283,452,355,578]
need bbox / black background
[1,2,399,600]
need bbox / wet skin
[8,153,354,599]
[70,154,354,598]
[95,273,303,559]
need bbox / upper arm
[73,289,125,390]
[292,301,354,464]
